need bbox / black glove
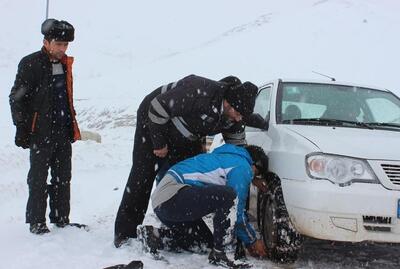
[15,126,30,149]
[244,113,269,130]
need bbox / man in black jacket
[114,74,259,247]
[9,19,82,234]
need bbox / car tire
[259,173,303,263]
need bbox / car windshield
[277,82,400,130]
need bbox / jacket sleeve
[222,121,247,145]
[147,79,199,149]
[222,113,269,145]
[9,58,35,128]
[148,82,179,149]
[227,165,257,246]
[244,113,269,130]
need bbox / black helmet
[41,18,74,42]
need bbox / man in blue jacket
[139,144,268,268]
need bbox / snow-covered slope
[1,1,400,268]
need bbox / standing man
[9,19,82,234]
[114,74,259,247]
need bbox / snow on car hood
[284,125,400,160]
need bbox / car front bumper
[282,178,400,243]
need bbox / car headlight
[306,153,378,186]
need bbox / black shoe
[114,236,130,248]
[103,260,143,269]
[137,225,163,254]
[54,222,89,231]
[30,223,50,235]
[124,260,144,269]
[208,249,251,269]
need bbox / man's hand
[247,239,267,258]
[252,178,268,193]
[244,113,269,130]
[15,126,30,149]
[153,145,168,158]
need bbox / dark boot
[103,260,143,269]
[114,235,130,248]
[125,261,144,269]
[208,249,251,269]
[30,223,50,235]
[137,225,163,254]
[54,222,88,231]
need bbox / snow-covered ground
[1,0,400,268]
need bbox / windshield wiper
[282,118,375,129]
[364,122,400,129]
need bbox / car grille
[381,164,400,185]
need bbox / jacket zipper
[31,112,38,133]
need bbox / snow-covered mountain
[1,1,400,268]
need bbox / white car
[211,79,400,262]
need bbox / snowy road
[293,238,400,269]
[148,237,400,269]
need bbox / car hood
[283,125,400,160]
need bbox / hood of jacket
[212,143,253,165]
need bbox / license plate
[398,199,400,219]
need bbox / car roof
[259,78,391,93]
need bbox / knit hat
[219,76,242,87]
[224,81,258,117]
[41,19,74,42]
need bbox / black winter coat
[148,74,246,149]
[9,47,80,146]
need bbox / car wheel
[259,173,303,263]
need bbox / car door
[245,84,273,151]
[246,84,273,219]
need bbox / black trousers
[154,185,237,251]
[114,91,202,241]
[26,128,72,224]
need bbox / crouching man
[138,144,268,268]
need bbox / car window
[282,101,326,120]
[366,98,400,123]
[277,83,400,126]
[253,86,271,118]
[246,85,271,132]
